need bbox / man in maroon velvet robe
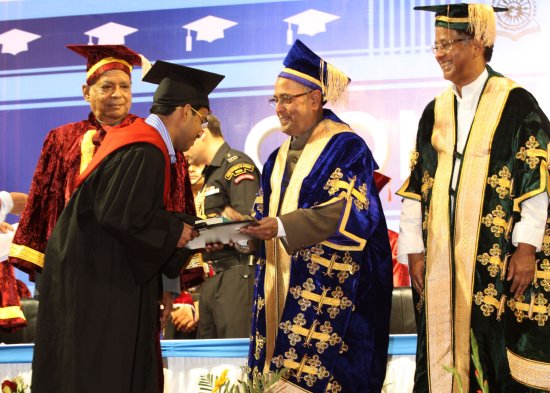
[5,45,195,330]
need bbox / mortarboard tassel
[321,60,349,105]
[468,4,497,47]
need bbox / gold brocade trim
[421,171,434,202]
[409,150,419,171]
[0,306,26,321]
[281,67,323,89]
[310,254,359,277]
[515,136,546,169]
[507,293,549,326]
[436,16,470,24]
[474,283,501,317]
[263,119,348,371]
[513,161,548,212]
[542,233,550,256]
[487,166,512,199]
[507,349,550,390]
[79,129,97,174]
[395,176,421,202]
[538,260,550,292]
[427,76,519,393]
[424,86,456,393]
[8,244,44,268]
[480,205,508,238]
[86,57,132,82]
[321,176,367,252]
[452,77,517,391]
[323,178,368,209]
[476,244,505,278]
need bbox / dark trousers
[198,260,255,339]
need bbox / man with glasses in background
[240,39,393,393]
[398,4,550,392]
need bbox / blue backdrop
[1,0,548,232]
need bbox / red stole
[76,118,171,204]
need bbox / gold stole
[262,120,349,371]
[79,129,98,174]
[426,77,517,393]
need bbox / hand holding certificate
[185,217,258,250]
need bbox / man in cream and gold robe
[398,4,550,392]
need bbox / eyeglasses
[268,91,312,107]
[431,38,472,54]
[190,107,209,129]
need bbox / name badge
[204,187,220,196]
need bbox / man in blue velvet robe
[241,39,393,393]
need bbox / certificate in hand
[185,218,255,250]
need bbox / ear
[179,104,191,121]
[82,84,90,102]
[471,39,484,57]
[310,90,323,110]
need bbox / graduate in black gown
[31,61,224,393]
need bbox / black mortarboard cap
[143,60,224,109]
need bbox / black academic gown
[31,142,191,393]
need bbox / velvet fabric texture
[248,110,393,392]
[399,67,550,392]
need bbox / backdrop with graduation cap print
[1,0,549,233]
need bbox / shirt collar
[452,68,489,105]
[145,114,176,164]
[210,142,231,167]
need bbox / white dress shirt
[398,70,548,262]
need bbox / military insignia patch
[234,174,255,184]
[226,153,239,163]
[225,163,255,180]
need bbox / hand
[239,217,278,240]
[0,222,14,234]
[171,305,198,333]
[408,252,425,295]
[159,291,173,330]
[220,206,244,221]
[204,241,225,253]
[507,243,536,298]
[177,223,199,248]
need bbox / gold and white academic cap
[182,15,238,52]
[0,28,41,55]
[283,9,340,45]
[84,22,138,45]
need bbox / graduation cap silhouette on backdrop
[182,16,238,52]
[85,22,138,45]
[0,28,41,55]
[283,9,340,45]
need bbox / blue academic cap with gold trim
[279,39,350,105]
